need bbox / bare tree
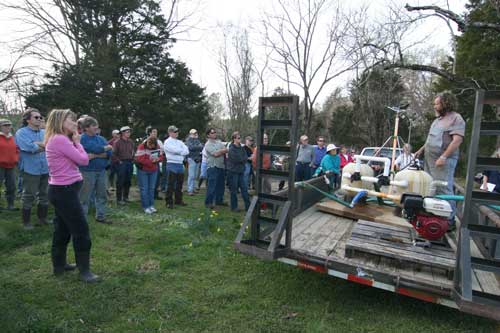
[262,0,359,133]
[218,25,258,133]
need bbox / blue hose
[350,190,368,208]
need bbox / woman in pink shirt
[45,109,100,283]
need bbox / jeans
[200,161,208,178]
[21,172,49,209]
[243,163,252,189]
[425,156,458,224]
[295,162,312,181]
[137,169,158,209]
[187,158,200,193]
[445,158,458,224]
[116,160,133,201]
[49,181,91,255]
[0,167,16,206]
[205,167,225,206]
[80,170,108,220]
[228,171,250,211]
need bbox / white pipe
[354,155,391,176]
[342,185,401,202]
[429,180,448,196]
[390,180,408,188]
[361,176,379,183]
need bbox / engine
[401,194,452,241]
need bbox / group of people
[0,92,498,283]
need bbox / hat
[120,126,131,133]
[189,128,197,134]
[326,144,338,153]
[0,119,12,126]
[112,129,119,135]
[168,125,179,132]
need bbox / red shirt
[340,153,353,169]
[135,143,164,172]
[0,133,19,168]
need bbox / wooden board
[345,220,455,274]
[316,200,411,229]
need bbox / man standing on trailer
[414,92,465,228]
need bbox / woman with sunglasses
[227,132,250,212]
[45,109,100,283]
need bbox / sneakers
[117,200,126,206]
[96,218,112,225]
[144,207,157,214]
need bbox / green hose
[296,181,352,208]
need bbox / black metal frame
[234,95,299,259]
[454,90,500,316]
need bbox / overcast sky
[0,0,468,111]
[169,0,468,102]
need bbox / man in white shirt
[395,143,415,171]
[163,125,189,209]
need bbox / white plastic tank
[341,162,374,196]
[391,168,433,197]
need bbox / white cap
[112,129,119,135]
[120,126,131,133]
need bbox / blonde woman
[45,109,100,283]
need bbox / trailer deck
[273,204,500,316]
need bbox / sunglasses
[318,139,324,142]
[235,137,241,139]
[209,131,216,134]
[33,116,44,120]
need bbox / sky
[169,0,468,103]
[0,0,468,112]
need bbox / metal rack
[454,90,500,316]
[234,95,299,260]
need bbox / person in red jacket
[339,144,353,170]
[0,119,19,210]
[135,136,164,214]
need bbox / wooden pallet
[316,200,411,229]
[345,220,456,279]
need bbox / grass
[0,189,497,332]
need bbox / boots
[6,198,19,211]
[52,246,77,276]
[37,204,49,225]
[75,252,101,283]
[22,209,34,230]
[116,184,125,205]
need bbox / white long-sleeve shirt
[163,137,189,164]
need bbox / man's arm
[435,135,463,167]
[414,145,425,158]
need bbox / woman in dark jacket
[226,131,250,212]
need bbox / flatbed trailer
[235,93,500,321]
[236,178,500,321]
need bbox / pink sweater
[46,134,89,185]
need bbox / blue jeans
[445,158,458,224]
[187,158,200,193]
[243,163,252,189]
[205,167,225,206]
[228,171,250,211]
[137,169,158,209]
[295,162,312,181]
[80,170,107,220]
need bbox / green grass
[0,190,497,332]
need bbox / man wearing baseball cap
[163,125,189,208]
[0,119,19,211]
[112,126,135,205]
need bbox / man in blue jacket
[15,108,49,230]
[79,117,113,224]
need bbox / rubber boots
[37,204,49,226]
[75,252,101,283]
[22,209,34,230]
[52,246,77,276]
